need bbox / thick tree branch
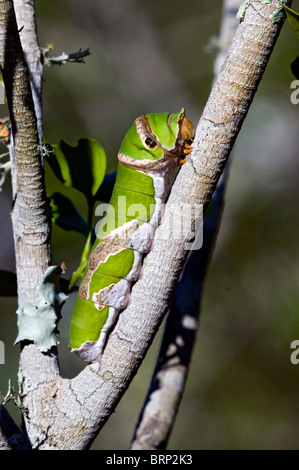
[130,0,242,450]
[1,0,89,449]
[0,0,55,447]
[13,0,43,144]
[0,0,52,308]
[43,46,91,66]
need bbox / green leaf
[50,192,89,235]
[69,229,93,290]
[291,56,299,79]
[45,138,107,200]
[280,4,299,38]
[0,270,17,296]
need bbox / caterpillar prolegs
[69,109,195,362]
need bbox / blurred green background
[0,0,299,450]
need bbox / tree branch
[0,428,11,450]
[0,0,52,307]
[0,0,55,447]
[130,0,242,450]
[13,0,43,145]
[0,406,22,450]
[42,46,91,66]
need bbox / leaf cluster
[44,138,116,289]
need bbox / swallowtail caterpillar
[69,109,195,362]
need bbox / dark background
[0,0,299,449]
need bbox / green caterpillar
[69,109,194,362]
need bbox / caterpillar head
[118,109,195,175]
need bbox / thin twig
[43,46,91,66]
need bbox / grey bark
[0,429,11,450]
[0,0,51,309]
[0,0,53,449]
[13,0,43,144]
[130,0,243,449]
